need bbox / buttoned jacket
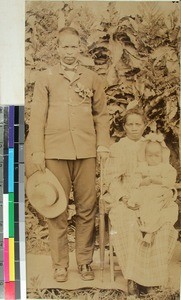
[29,63,110,159]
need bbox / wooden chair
[102,192,117,282]
[108,218,115,282]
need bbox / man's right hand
[32,152,46,173]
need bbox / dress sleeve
[108,178,128,202]
[104,142,127,188]
[161,164,177,187]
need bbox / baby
[127,140,177,242]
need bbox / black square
[14,126,19,143]
[14,106,19,125]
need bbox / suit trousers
[46,158,97,269]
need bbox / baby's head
[145,141,162,166]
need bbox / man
[29,27,110,282]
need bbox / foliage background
[25,1,180,254]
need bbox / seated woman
[104,108,178,296]
[126,135,177,244]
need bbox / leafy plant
[25,0,180,261]
[25,1,180,177]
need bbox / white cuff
[97,146,110,153]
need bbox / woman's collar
[125,136,145,143]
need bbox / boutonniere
[74,83,93,100]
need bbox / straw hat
[26,168,67,218]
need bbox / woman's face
[124,114,145,141]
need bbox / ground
[26,241,181,297]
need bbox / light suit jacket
[29,63,110,159]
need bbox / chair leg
[109,221,114,282]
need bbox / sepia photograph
[25,1,180,299]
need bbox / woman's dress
[104,137,178,286]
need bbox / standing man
[29,27,110,282]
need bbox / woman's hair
[122,108,147,125]
[58,27,80,41]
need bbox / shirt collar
[60,60,78,71]
[59,61,83,75]
[58,62,84,84]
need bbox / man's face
[124,114,145,141]
[59,33,80,65]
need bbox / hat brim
[26,168,67,218]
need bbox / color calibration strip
[0,106,26,300]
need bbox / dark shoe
[127,280,139,296]
[78,264,94,281]
[54,267,68,282]
[138,284,148,296]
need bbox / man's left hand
[97,151,109,166]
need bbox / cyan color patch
[8,148,14,193]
